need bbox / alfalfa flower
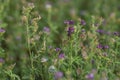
[85,73,94,80]
[97,44,103,49]
[41,57,48,63]
[96,29,105,34]
[54,71,63,80]
[64,20,74,25]
[59,53,65,59]
[113,32,120,36]
[48,65,56,73]
[0,58,4,63]
[80,19,86,26]
[0,28,5,33]
[67,27,74,36]
[103,45,109,49]
[0,58,4,66]
[43,27,50,34]
[55,48,61,52]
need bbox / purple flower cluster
[96,29,105,34]
[0,58,4,63]
[97,44,109,49]
[55,48,61,52]
[80,19,86,26]
[96,29,120,36]
[0,28,5,33]
[64,20,74,25]
[54,71,63,80]
[43,27,50,34]
[59,53,65,59]
[85,73,94,80]
[67,27,74,36]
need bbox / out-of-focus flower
[80,20,86,26]
[59,53,65,59]
[96,29,105,34]
[45,2,52,9]
[0,28,5,33]
[103,45,109,49]
[103,52,108,57]
[48,65,56,73]
[54,71,63,80]
[64,20,74,25]
[113,32,120,36]
[0,58,4,63]
[97,44,103,49]
[81,29,85,33]
[41,57,48,63]
[67,27,74,36]
[97,44,109,50]
[85,73,94,80]
[55,48,61,52]
[43,27,50,34]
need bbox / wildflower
[43,27,50,34]
[0,28,5,33]
[41,57,48,63]
[81,29,85,33]
[96,29,105,34]
[97,44,103,49]
[80,19,86,26]
[103,52,108,57]
[45,2,52,9]
[0,58,4,63]
[103,45,109,49]
[67,27,74,36]
[64,20,74,25]
[59,53,65,59]
[54,71,63,80]
[48,65,56,73]
[113,32,119,36]
[55,48,61,52]
[85,73,94,80]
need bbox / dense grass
[0,0,120,80]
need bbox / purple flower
[67,27,74,36]
[54,71,63,80]
[80,20,86,26]
[113,32,120,36]
[64,20,74,25]
[81,29,85,32]
[0,28,5,33]
[96,29,105,34]
[43,27,50,33]
[55,48,61,52]
[0,58,4,63]
[85,73,94,80]
[97,44,103,49]
[59,53,65,59]
[103,45,109,49]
